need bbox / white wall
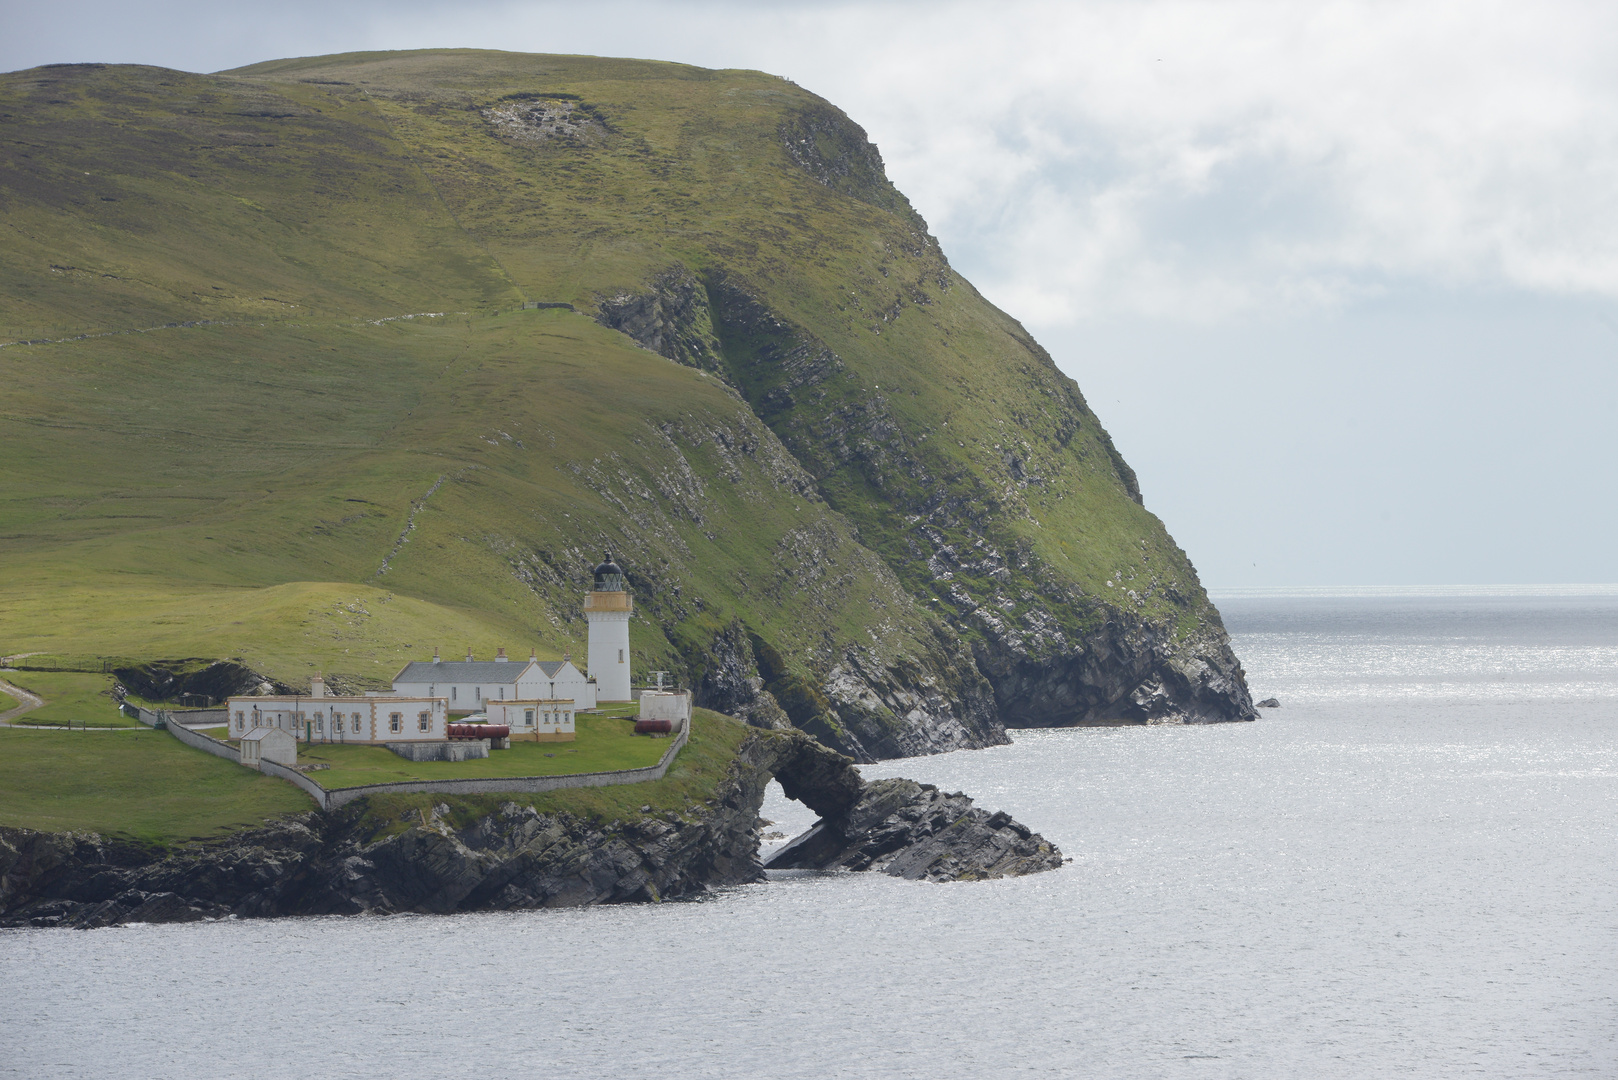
[587,610,632,702]
[484,699,576,736]
[225,696,447,743]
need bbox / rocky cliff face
[596,261,1254,737]
[0,730,1059,927]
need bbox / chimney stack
[311,673,326,699]
[466,647,474,662]
[432,647,441,664]
[530,648,538,662]
[495,647,509,663]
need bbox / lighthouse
[584,552,633,702]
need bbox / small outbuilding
[239,725,298,768]
[483,698,577,741]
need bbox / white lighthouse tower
[584,552,633,702]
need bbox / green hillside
[0,51,1251,761]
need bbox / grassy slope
[0,51,1224,718]
[0,58,950,695]
[0,727,313,842]
[226,51,1214,650]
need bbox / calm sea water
[3,589,1615,1078]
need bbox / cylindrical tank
[634,718,673,735]
[448,723,510,739]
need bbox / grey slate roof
[395,660,531,685]
[535,660,573,678]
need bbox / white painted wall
[639,690,692,724]
[226,695,448,743]
[484,698,577,737]
[587,609,632,701]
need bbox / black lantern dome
[592,552,626,591]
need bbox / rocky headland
[0,729,1060,928]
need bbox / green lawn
[352,710,755,836]
[1,671,137,728]
[0,727,314,843]
[302,714,671,789]
[0,688,17,713]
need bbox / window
[499,687,505,700]
[475,686,481,701]
[235,711,245,731]
[618,649,624,663]
[390,713,402,733]
[315,712,324,732]
[334,715,344,734]
[418,711,430,732]
[452,687,457,702]
[524,709,534,725]
[352,712,362,731]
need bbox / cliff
[0,729,1060,926]
[0,51,1252,762]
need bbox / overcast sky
[7,0,1617,588]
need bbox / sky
[5,0,1617,588]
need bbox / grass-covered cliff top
[0,706,753,846]
[0,50,1242,739]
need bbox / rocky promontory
[0,729,1059,928]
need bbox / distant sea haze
[5,587,1614,1078]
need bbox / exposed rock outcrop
[0,730,1057,927]
[764,778,1064,881]
[596,265,1254,740]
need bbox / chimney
[563,651,571,663]
[495,647,509,663]
[311,673,326,699]
[530,648,538,662]
[466,647,474,662]
[432,647,440,664]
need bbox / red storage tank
[634,718,673,735]
[448,723,510,739]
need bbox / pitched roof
[393,660,533,685]
[534,660,578,678]
[241,725,294,742]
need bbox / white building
[391,649,596,711]
[585,553,633,702]
[639,689,692,731]
[226,676,449,744]
[239,726,298,767]
[483,698,577,742]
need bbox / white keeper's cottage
[226,676,449,744]
[392,648,597,712]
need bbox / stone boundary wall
[258,758,335,807]
[136,701,691,812]
[135,706,239,765]
[171,707,228,728]
[318,720,692,810]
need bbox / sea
[3,587,1615,1078]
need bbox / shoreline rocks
[0,731,1060,928]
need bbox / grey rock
[1256,697,1280,708]
[764,777,1062,881]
